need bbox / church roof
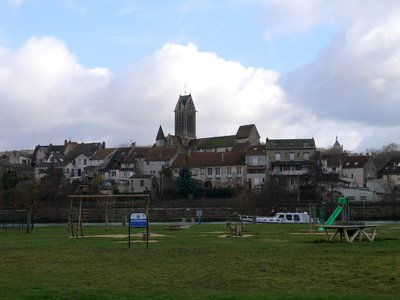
[190,135,236,150]
[333,136,341,148]
[235,124,258,139]
[175,94,196,111]
[156,125,165,140]
[178,94,191,105]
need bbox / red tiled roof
[90,148,117,160]
[171,151,245,168]
[122,147,177,162]
[246,145,266,155]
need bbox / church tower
[174,94,196,145]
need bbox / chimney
[221,152,224,162]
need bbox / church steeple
[332,136,343,152]
[174,94,196,145]
[155,125,166,147]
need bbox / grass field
[0,222,399,299]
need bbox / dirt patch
[83,233,168,239]
[218,234,253,238]
[116,240,159,244]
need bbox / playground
[1,221,400,299]
[311,197,379,242]
[0,197,399,299]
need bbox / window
[275,152,281,161]
[200,168,205,175]
[111,171,117,177]
[289,152,295,160]
[83,159,87,165]
[360,196,367,201]
[304,152,310,160]
[78,169,81,176]
[140,180,144,187]
[290,177,295,185]
[286,214,293,221]
[237,167,242,177]
[348,196,356,200]
[77,158,82,165]
[207,168,213,178]
[251,157,258,165]
[227,167,232,177]
[294,215,300,221]
[215,167,221,178]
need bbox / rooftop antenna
[184,83,187,95]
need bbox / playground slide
[324,205,342,226]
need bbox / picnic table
[320,224,378,243]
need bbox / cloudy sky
[1,0,400,152]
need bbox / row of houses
[2,94,400,202]
[2,131,397,202]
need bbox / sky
[1,0,400,153]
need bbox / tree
[90,174,104,194]
[13,181,40,233]
[176,166,198,199]
[0,169,19,190]
[39,164,63,202]
[159,166,173,200]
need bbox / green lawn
[0,223,399,299]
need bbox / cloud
[0,37,111,149]
[255,1,400,151]
[1,38,299,150]
[1,32,398,152]
[281,14,400,128]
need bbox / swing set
[67,194,150,237]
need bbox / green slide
[324,205,342,226]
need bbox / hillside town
[1,94,400,205]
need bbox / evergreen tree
[176,166,198,199]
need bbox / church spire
[155,125,166,147]
[174,94,196,145]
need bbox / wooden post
[78,198,83,237]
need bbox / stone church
[156,94,260,151]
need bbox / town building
[340,155,377,188]
[265,138,317,190]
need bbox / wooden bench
[165,224,182,231]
